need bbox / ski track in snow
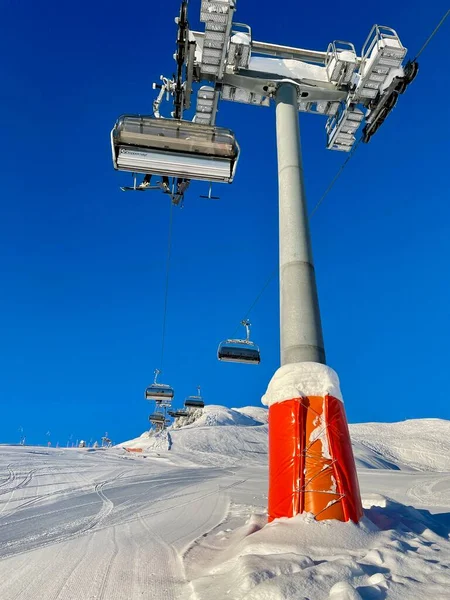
[0,408,449,599]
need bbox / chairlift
[111,116,240,183]
[217,320,261,364]
[145,369,174,402]
[184,385,205,409]
[168,409,190,418]
[148,412,165,424]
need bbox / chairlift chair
[184,385,205,409]
[168,409,189,418]
[145,369,174,402]
[111,116,240,183]
[217,320,261,364]
[148,412,165,424]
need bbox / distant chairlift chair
[168,409,190,418]
[217,320,261,364]
[184,386,205,409]
[148,412,166,430]
[145,369,174,403]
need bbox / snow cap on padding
[261,362,343,407]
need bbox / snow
[262,362,343,406]
[249,56,330,83]
[187,500,450,600]
[351,419,450,472]
[231,32,251,46]
[234,406,268,424]
[120,405,269,467]
[0,411,449,599]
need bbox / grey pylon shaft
[275,83,326,366]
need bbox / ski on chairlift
[218,320,261,364]
[184,386,205,409]
[145,369,174,402]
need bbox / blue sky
[0,0,448,446]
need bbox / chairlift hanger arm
[241,319,251,341]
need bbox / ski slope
[0,406,449,599]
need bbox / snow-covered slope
[351,419,450,472]
[178,405,267,428]
[120,406,268,467]
[3,409,448,600]
[187,496,450,600]
[121,406,450,474]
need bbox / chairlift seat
[184,396,205,409]
[111,116,239,183]
[217,339,261,364]
[148,413,165,423]
[145,383,174,401]
[169,409,190,418]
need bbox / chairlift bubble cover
[111,116,239,183]
[170,409,190,417]
[184,396,205,408]
[217,339,261,364]
[145,383,174,401]
[148,413,165,423]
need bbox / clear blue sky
[0,0,448,446]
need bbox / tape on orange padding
[268,395,363,523]
[124,448,143,453]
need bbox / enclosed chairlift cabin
[145,369,174,403]
[218,320,261,364]
[184,386,205,409]
[111,116,240,184]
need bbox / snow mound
[170,406,268,466]
[119,406,268,466]
[188,499,450,600]
[184,405,267,428]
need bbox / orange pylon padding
[268,395,363,523]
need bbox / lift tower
[112,0,417,522]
